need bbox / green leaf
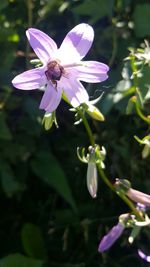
[133,4,150,37]
[21,223,46,260]
[0,253,43,267]
[31,152,77,212]
[73,0,113,23]
[0,112,12,140]
[0,162,25,197]
[0,0,8,11]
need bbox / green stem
[79,109,144,220]
[135,102,150,125]
[77,108,95,146]
[117,192,144,220]
[97,165,143,220]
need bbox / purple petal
[12,67,46,90]
[138,249,150,262]
[26,28,57,64]
[61,77,89,107]
[126,188,150,206]
[58,23,94,63]
[98,222,125,253]
[71,61,109,83]
[39,83,62,112]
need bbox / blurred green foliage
[0,0,150,266]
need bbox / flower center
[45,60,65,82]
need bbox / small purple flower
[126,188,150,207]
[12,24,109,112]
[98,222,125,253]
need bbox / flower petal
[12,67,46,90]
[72,61,109,83]
[57,23,94,63]
[40,83,62,112]
[138,249,150,262]
[61,77,89,107]
[26,28,57,64]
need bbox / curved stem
[77,108,95,146]
[79,109,144,220]
[97,165,143,220]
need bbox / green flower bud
[42,111,58,130]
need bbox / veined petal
[12,67,46,90]
[61,77,89,107]
[57,24,94,63]
[26,28,57,64]
[40,83,62,112]
[72,61,109,83]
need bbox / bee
[45,60,65,90]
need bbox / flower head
[12,24,109,112]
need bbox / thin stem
[79,109,144,220]
[97,164,114,191]
[117,192,144,220]
[135,102,150,125]
[97,165,143,221]
[77,108,95,146]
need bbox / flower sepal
[30,59,43,67]
[115,179,131,194]
[134,135,150,159]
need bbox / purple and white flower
[12,24,109,112]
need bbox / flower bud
[126,96,135,115]
[126,188,150,206]
[98,222,125,252]
[42,111,58,130]
[84,103,105,121]
[87,162,98,198]
[142,144,150,159]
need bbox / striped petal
[73,61,109,83]
[40,83,62,112]
[26,28,57,64]
[12,67,46,90]
[62,77,89,107]
[57,24,94,63]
